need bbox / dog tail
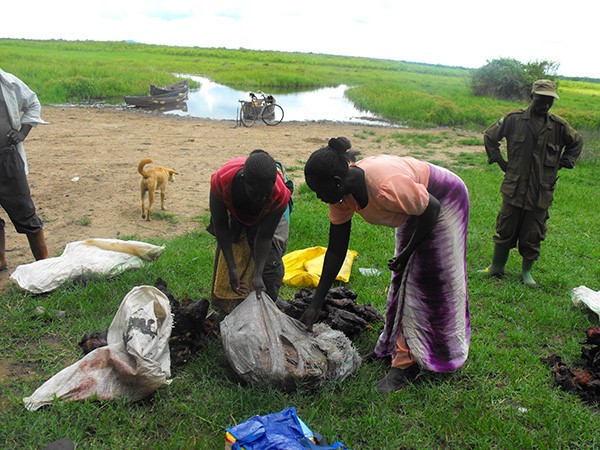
[138,158,154,177]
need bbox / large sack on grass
[572,286,600,319]
[23,286,172,411]
[220,291,361,391]
[10,238,165,293]
[282,246,357,288]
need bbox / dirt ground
[0,105,481,291]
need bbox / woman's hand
[300,305,322,332]
[388,252,409,273]
[228,268,247,296]
[388,194,440,274]
[252,277,267,299]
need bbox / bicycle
[237,91,284,127]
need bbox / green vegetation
[471,58,560,100]
[148,211,179,224]
[0,39,599,448]
[75,217,91,227]
[1,38,600,129]
[1,151,599,448]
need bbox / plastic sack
[10,238,165,294]
[571,286,600,319]
[220,291,361,391]
[282,246,358,288]
[225,407,347,450]
[23,285,173,411]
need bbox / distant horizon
[1,1,598,79]
[5,36,599,83]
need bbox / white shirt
[0,69,47,174]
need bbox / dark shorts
[265,216,289,300]
[0,147,44,234]
[493,200,548,261]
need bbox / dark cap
[531,79,559,99]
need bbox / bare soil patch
[0,106,480,291]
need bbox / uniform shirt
[0,69,47,174]
[484,106,583,211]
[329,155,430,227]
[210,157,290,227]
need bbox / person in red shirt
[209,150,291,313]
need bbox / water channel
[162,76,391,125]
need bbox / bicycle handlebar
[239,90,276,105]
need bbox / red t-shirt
[210,157,290,226]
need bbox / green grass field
[0,39,599,449]
[2,38,600,130]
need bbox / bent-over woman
[301,137,470,393]
[209,149,292,313]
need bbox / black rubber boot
[375,365,420,394]
[477,244,509,278]
[520,259,537,287]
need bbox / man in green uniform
[478,79,583,286]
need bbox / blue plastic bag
[227,407,347,450]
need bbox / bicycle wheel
[240,103,257,127]
[261,104,284,126]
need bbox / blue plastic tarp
[227,407,347,450]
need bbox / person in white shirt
[0,69,49,270]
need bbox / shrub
[471,58,559,101]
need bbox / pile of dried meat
[154,278,212,370]
[276,286,384,339]
[78,281,384,373]
[79,278,212,372]
[542,326,600,405]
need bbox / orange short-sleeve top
[328,155,430,227]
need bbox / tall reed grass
[2,38,600,131]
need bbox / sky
[2,0,598,79]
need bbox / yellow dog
[138,158,178,221]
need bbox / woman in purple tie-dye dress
[300,137,470,393]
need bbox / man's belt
[0,144,16,153]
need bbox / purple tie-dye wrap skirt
[374,164,470,373]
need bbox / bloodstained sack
[23,286,172,411]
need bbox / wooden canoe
[142,102,188,113]
[149,79,190,96]
[124,92,188,108]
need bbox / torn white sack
[10,238,165,294]
[23,285,173,411]
[220,291,361,391]
[571,286,600,320]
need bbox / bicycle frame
[237,91,284,127]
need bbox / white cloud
[2,0,598,78]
